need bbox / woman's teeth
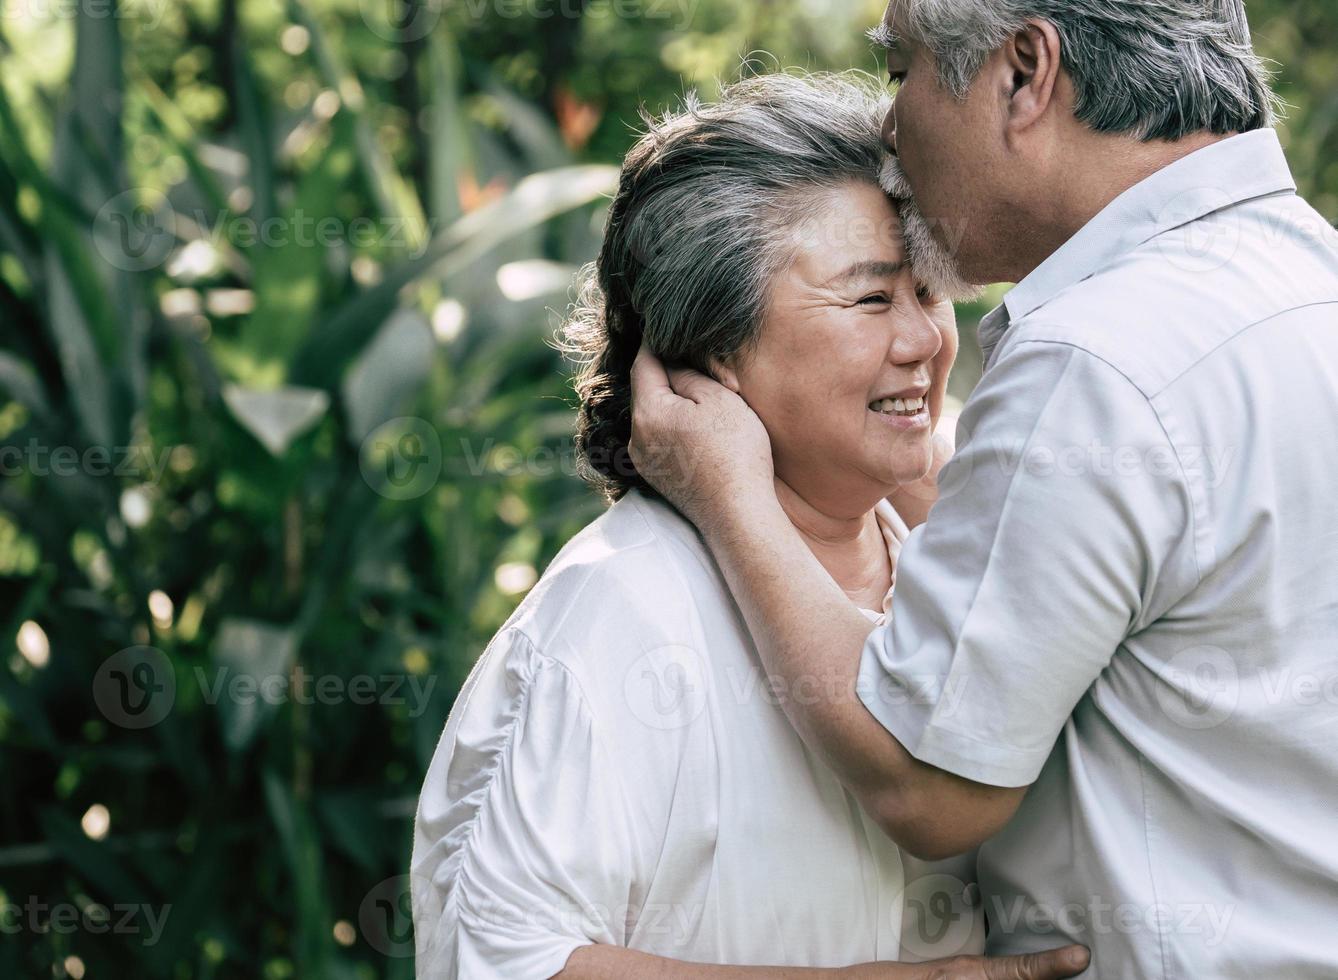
[870,396,927,416]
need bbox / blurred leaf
[316,789,383,874]
[428,33,467,225]
[211,617,299,751]
[37,808,153,907]
[341,307,435,443]
[0,352,51,420]
[291,0,427,250]
[232,33,277,230]
[263,768,332,974]
[133,70,231,216]
[290,164,617,387]
[482,77,571,171]
[222,383,330,457]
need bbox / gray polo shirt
[858,129,1338,977]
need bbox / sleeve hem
[856,639,1047,789]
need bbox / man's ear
[1002,19,1063,137]
[708,355,742,394]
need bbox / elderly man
[630,0,1338,977]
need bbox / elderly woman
[411,73,988,978]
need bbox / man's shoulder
[1007,196,1338,398]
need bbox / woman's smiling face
[723,181,958,516]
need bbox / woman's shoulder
[506,490,723,657]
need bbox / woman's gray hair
[559,71,890,502]
[882,0,1280,141]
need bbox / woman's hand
[628,344,776,534]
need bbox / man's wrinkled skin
[561,941,1091,979]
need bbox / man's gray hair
[883,0,1280,141]
[560,71,891,501]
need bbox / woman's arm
[559,944,1090,979]
[627,350,1025,859]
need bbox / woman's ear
[708,355,742,393]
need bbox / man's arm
[560,943,1090,979]
[628,349,1023,858]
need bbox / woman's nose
[893,304,943,364]
[881,107,898,157]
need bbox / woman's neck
[774,478,891,612]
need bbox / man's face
[878,3,1007,285]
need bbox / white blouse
[412,491,984,978]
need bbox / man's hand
[628,344,774,532]
[560,943,1090,979]
[846,947,1090,979]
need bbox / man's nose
[881,107,898,157]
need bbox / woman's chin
[865,441,933,487]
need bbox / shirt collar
[978,129,1296,361]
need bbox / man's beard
[879,156,982,303]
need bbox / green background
[1,0,1334,975]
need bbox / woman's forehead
[784,185,908,283]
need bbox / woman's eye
[858,293,891,306]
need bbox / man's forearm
[698,495,1021,857]
[559,943,1089,980]
[560,944,850,978]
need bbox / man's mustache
[880,155,914,202]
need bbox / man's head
[873,0,1279,285]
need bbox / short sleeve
[857,340,1197,787]
[412,629,638,978]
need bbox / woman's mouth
[868,395,930,429]
[869,395,927,417]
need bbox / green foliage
[0,0,1334,976]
